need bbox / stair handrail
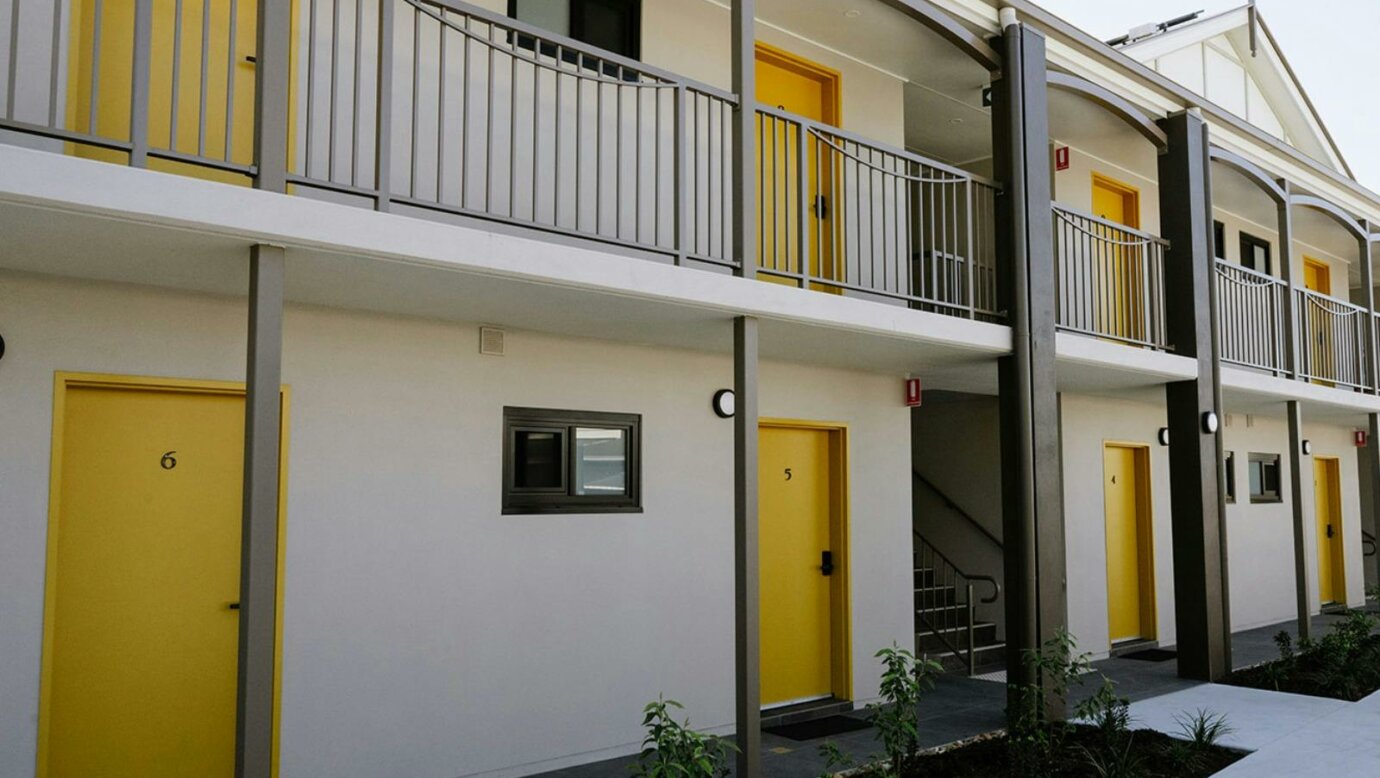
[913,530,1000,675]
[912,468,1004,553]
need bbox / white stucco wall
[1058,393,1177,659]
[0,269,912,778]
[1221,412,1367,631]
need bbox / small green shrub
[865,644,943,777]
[631,697,735,778]
[1007,628,1094,776]
[815,741,855,778]
[1173,709,1233,750]
[1230,610,1380,701]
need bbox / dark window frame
[507,0,642,64]
[1224,450,1236,504]
[1248,452,1282,504]
[1239,231,1272,275]
[502,406,642,514]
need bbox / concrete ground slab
[1124,684,1347,753]
[1214,691,1380,776]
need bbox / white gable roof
[1116,5,1351,177]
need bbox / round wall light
[712,389,736,418]
[0,333,5,362]
[1202,411,1220,434]
[1157,427,1170,446]
[1302,439,1313,456]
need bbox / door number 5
[160,451,178,470]
[784,468,792,481]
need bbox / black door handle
[228,602,241,610]
[820,550,834,576]
[1327,524,1335,539]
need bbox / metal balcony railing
[0,0,1003,319]
[1216,260,1288,375]
[1297,289,1370,390]
[756,106,999,318]
[1052,203,1169,349]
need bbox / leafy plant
[631,697,735,778]
[864,644,943,777]
[1076,735,1147,778]
[815,741,856,778]
[1007,628,1093,776]
[1173,709,1233,750]
[1075,676,1131,747]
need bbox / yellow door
[1091,174,1143,342]
[1104,445,1154,643]
[759,425,834,707]
[65,0,261,183]
[1314,458,1346,604]
[39,377,280,777]
[755,43,840,290]
[1303,258,1334,384]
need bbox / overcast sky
[1032,0,1380,193]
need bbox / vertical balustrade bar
[329,0,340,178]
[6,0,20,120]
[88,0,102,135]
[437,13,447,203]
[410,10,420,200]
[797,121,808,288]
[373,0,395,208]
[224,0,238,161]
[171,0,184,147]
[351,0,362,186]
[48,0,65,127]
[129,0,153,166]
[197,0,210,156]
[673,85,686,264]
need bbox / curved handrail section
[912,469,1004,553]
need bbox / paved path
[1125,683,1347,753]
[1214,690,1380,776]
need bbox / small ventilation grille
[479,326,505,356]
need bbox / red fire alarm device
[1055,146,1070,171]
[905,377,922,407]
[1356,430,1368,447]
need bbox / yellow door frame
[1091,173,1141,230]
[1314,455,1346,605]
[759,417,852,703]
[37,372,290,778]
[1102,441,1157,643]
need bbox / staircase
[913,533,1004,675]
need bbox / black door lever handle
[820,550,834,576]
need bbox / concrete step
[913,585,957,608]
[759,697,853,729]
[916,621,997,652]
[923,642,1007,675]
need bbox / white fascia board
[1221,366,1380,415]
[1119,7,1249,63]
[0,145,1012,356]
[1210,123,1380,224]
[1054,332,1198,382]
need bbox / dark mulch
[764,715,871,741]
[894,726,1244,777]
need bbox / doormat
[764,715,872,741]
[1120,648,1177,662]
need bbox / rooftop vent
[1107,10,1203,47]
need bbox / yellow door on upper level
[1091,173,1143,342]
[1104,444,1155,644]
[1303,257,1335,384]
[755,43,840,291]
[1314,457,1346,605]
[65,0,265,183]
[38,375,287,778]
[759,422,849,708]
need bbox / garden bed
[1226,610,1380,701]
[892,725,1244,777]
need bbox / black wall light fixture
[0,333,5,362]
[1157,427,1170,446]
[1301,439,1313,456]
[712,389,735,418]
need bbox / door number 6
[160,451,178,470]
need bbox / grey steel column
[1277,182,1299,379]
[731,0,756,280]
[254,0,292,192]
[1358,223,1376,394]
[236,244,285,778]
[129,0,153,168]
[991,17,1065,712]
[1287,401,1312,641]
[1370,414,1380,592]
[733,315,760,777]
[1158,111,1230,680]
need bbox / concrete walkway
[1215,690,1380,776]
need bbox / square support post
[1370,414,1380,590]
[733,315,760,777]
[1276,183,1299,379]
[253,0,292,192]
[1287,400,1312,641]
[1159,112,1231,681]
[1358,223,1376,393]
[991,17,1065,716]
[236,244,285,778]
[731,0,756,280]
